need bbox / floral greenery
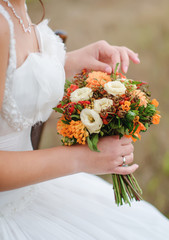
[53,65,161,206]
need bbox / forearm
[0,146,81,191]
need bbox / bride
[0,0,168,239]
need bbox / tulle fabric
[0,173,169,240]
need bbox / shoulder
[0,13,10,44]
[0,12,10,67]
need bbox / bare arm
[0,146,79,191]
[0,137,137,192]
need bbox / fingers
[121,144,134,157]
[96,41,140,74]
[110,48,121,72]
[119,136,132,145]
[114,164,139,175]
[120,153,134,166]
[90,59,112,74]
[113,152,138,175]
[119,48,129,74]
[112,46,140,73]
[126,48,140,64]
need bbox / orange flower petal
[151,99,159,108]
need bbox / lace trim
[0,5,34,131]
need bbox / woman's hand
[74,136,138,175]
[65,41,140,78]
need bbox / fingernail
[123,66,128,73]
[105,66,112,73]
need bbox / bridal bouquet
[53,65,161,206]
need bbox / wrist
[65,51,83,78]
[64,52,75,78]
[57,145,83,174]
[67,144,92,174]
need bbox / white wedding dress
[0,5,169,240]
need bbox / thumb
[90,59,112,74]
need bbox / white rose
[94,98,113,113]
[104,81,126,96]
[70,87,93,102]
[80,109,103,134]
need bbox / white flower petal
[104,81,126,96]
[70,87,93,102]
[94,98,113,113]
[80,109,103,134]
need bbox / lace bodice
[0,4,66,134]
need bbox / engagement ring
[122,156,126,166]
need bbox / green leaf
[76,105,83,111]
[131,81,143,85]
[132,134,139,140]
[87,136,94,151]
[62,120,70,125]
[125,129,129,135]
[118,118,121,127]
[61,101,66,106]
[114,63,119,74]
[112,63,120,80]
[138,105,145,113]
[117,126,125,135]
[126,111,137,121]
[110,122,119,129]
[139,116,148,121]
[91,134,100,152]
[87,135,100,152]
[71,114,80,119]
[145,104,156,115]
[100,131,104,137]
[64,79,72,91]
[53,107,64,114]
[132,124,139,134]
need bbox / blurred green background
[27,0,169,217]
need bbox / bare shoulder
[0,13,10,42]
[0,13,10,109]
